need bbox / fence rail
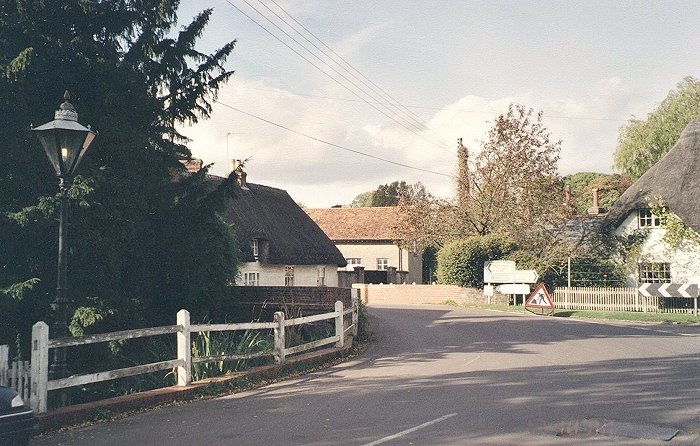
[17,292,358,414]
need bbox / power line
[265,0,452,147]
[215,99,455,178]
[223,0,454,154]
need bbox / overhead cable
[215,99,455,178]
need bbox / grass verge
[461,302,700,324]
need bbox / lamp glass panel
[57,130,89,176]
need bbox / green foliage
[648,198,700,249]
[541,257,626,289]
[191,329,273,381]
[614,76,700,179]
[354,301,372,343]
[351,181,428,207]
[0,1,239,352]
[437,234,516,287]
[350,191,374,208]
[563,172,632,214]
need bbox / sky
[175,0,700,208]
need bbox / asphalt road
[32,305,700,445]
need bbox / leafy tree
[351,181,428,207]
[371,181,428,207]
[0,1,239,351]
[614,76,700,179]
[350,191,374,208]
[458,104,569,250]
[564,172,631,214]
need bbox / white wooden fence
[553,286,698,314]
[0,344,31,402]
[18,295,358,414]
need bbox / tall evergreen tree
[0,1,239,350]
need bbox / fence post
[351,288,359,338]
[274,311,286,364]
[335,301,344,348]
[176,310,191,386]
[30,322,49,414]
[0,345,8,387]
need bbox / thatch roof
[606,119,700,232]
[305,207,402,242]
[213,177,346,266]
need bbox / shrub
[437,234,516,287]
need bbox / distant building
[208,162,347,287]
[305,206,423,284]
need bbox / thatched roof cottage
[606,119,700,285]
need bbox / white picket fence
[11,295,358,414]
[553,286,698,314]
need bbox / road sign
[513,270,539,284]
[496,284,531,295]
[484,260,515,283]
[525,284,555,309]
[638,283,698,298]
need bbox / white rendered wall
[335,242,422,283]
[615,212,700,285]
[236,262,339,287]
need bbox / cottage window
[317,267,326,287]
[250,239,259,258]
[244,272,260,286]
[377,258,389,270]
[346,258,362,266]
[285,265,295,287]
[638,263,671,284]
[638,208,662,228]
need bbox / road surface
[32,304,700,445]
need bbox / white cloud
[181,70,641,208]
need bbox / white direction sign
[483,260,516,283]
[496,284,531,295]
[513,269,539,284]
[484,261,539,284]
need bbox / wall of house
[236,262,340,287]
[616,212,700,285]
[335,242,422,283]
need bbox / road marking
[361,413,458,446]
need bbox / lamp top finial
[56,90,78,121]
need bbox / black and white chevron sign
[638,283,698,298]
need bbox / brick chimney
[586,188,605,215]
[170,159,203,182]
[231,159,248,190]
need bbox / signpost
[483,261,539,284]
[496,284,531,295]
[483,260,516,283]
[484,260,540,305]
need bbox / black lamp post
[32,91,96,380]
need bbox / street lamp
[32,91,96,380]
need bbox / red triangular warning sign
[525,284,554,309]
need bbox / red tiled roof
[305,207,403,241]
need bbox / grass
[460,302,700,324]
